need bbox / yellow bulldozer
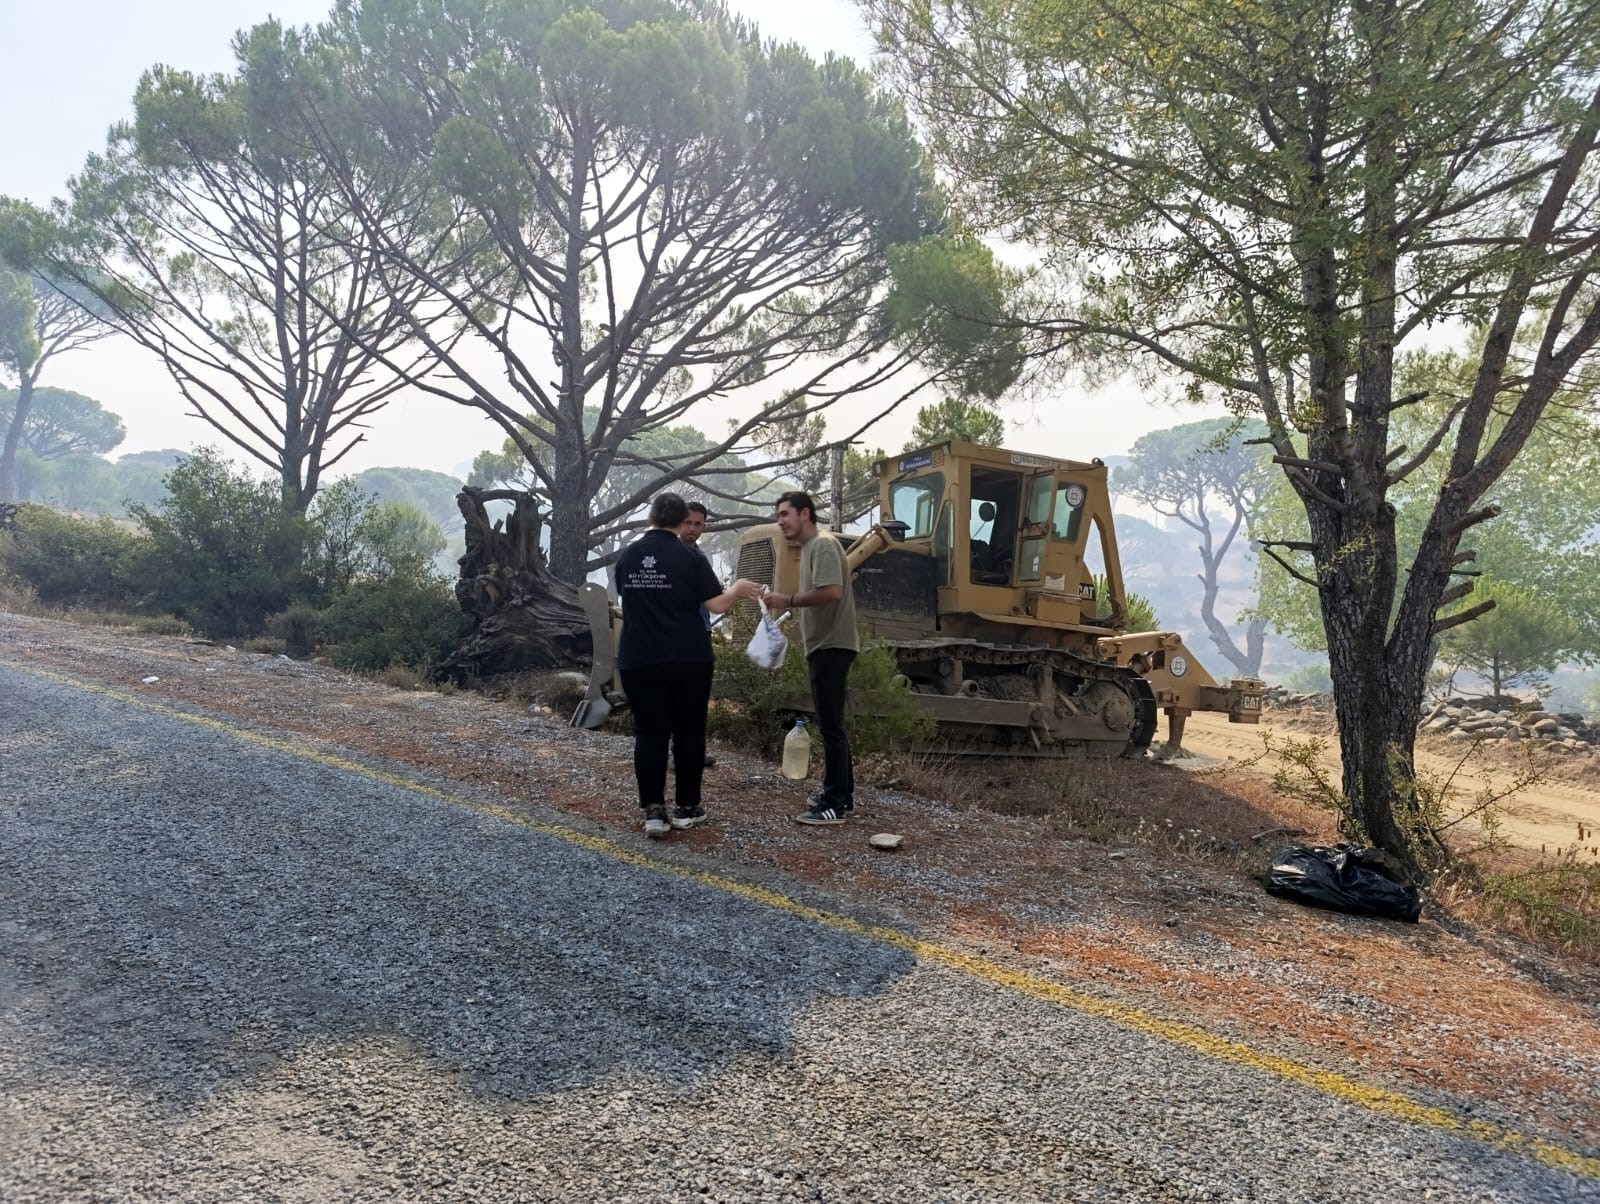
[572,440,1263,758]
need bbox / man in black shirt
[617,492,760,838]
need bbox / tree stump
[439,487,594,680]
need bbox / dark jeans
[620,661,714,812]
[807,648,856,807]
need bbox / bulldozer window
[1052,481,1087,542]
[1015,472,1054,582]
[968,469,1022,583]
[888,475,942,539]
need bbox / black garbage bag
[1265,843,1423,922]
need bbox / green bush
[1282,662,1333,693]
[710,634,935,758]
[1093,571,1159,631]
[266,604,320,658]
[317,569,472,673]
[0,504,141,609]
[132,614,192,636]
[847,642,940,754]
[127,449,315,638]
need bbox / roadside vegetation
[0,448,469,674]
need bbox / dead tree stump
[439,487,593,680]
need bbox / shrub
[846,642,939,754]
[374,663,426,691]
[1093,572,1159,631]
[1481,853,1600,960]
[266,604,320,658]
[317,569,471,673]
[127,449,314,638]
[710,634,935,758]
[0,504,141,609]
[710,634,812,751]
[1282,662,1333,694]
[0,559,44,615]
[132,615,192,636]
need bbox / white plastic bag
[746,611,789,670]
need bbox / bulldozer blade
[570,694,612,730]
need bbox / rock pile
[1261,685,1333,713]
[1419,701,1599,753]
[1261,686,1597,755]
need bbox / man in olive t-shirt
[763,490,859,825]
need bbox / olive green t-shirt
[798,532,859,655]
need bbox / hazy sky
[0,0,1211,478]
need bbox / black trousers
[620,660,714,811]
[807,648,856,806]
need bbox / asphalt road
[2,662,1594,1202]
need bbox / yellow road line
[8,658,1598,1181]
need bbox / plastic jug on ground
[781,718,811,780]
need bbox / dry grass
[373,663,427,692]
[883,749,1338,873]
[0,591,193,638]
[463,668,591,716]
[0,574,47,617]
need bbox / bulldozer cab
[881,443,1128,634]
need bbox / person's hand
[730,578,762,600]
[763,589,787,611]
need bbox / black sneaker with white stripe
[795,801,850,826]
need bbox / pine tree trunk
[0,368,36,504]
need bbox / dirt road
[1179,710,1600,854]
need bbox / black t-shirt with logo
[616,528,723,669]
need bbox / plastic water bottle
[781,718,811,780]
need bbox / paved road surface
[2,664,1594,1201]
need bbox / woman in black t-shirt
[615,492,760,838]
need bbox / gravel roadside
[3,663,1596,1202]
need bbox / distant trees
[0,383,126,510]
[0,387,124,462]
[1115,419,1271,677]
[346,466,466,537]
[1437,577,1589,699]
[0,263,111,502]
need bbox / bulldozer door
[967,467,1024,586]
[1013,471,1055,584]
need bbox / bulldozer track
[888,638,1159,759]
